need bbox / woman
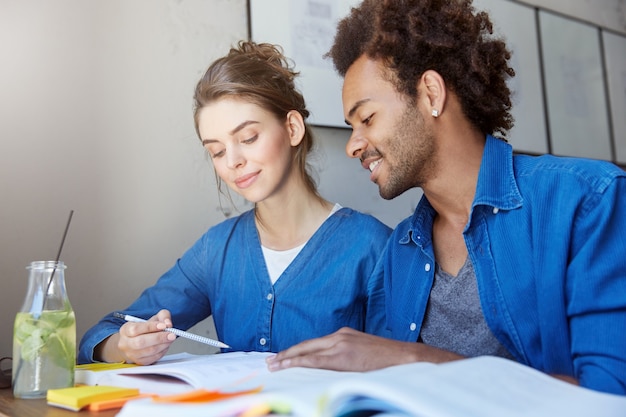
[78,41,391,365]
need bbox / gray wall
[1,0,625,358]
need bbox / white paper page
[323,356,626,417]
[97,352,272,394]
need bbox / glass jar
[12,261,76,399]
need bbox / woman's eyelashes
[242,134,258,144]
[211,149,225,159]
[208,134,258,159]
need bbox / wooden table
[0,388,118,417]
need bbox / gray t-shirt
[419,257,514,359]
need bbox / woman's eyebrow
[201,120,260,146]
[229,120,259,135]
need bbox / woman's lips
[234,171,259,188]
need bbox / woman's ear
[420,70,446,118]
[285,110,305,146]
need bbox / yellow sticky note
[75,362,136,371]
[47,385,140,411]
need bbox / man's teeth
[369,159,381,172]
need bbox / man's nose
[346,131,367,159]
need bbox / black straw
[43,210,74,303]
[55,210,73,263]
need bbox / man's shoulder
[513,153,625,193]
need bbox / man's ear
[286,110,306,146]
[420,70,446,117]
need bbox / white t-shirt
[262,203,342,284]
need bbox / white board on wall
[540,11,612,160]
[250,0,360,128]
[603,30,626,164]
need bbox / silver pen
[113,312,230,349]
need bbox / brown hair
[193,41,319,199]
[328,0,515,138]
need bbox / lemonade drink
[12,309,76,398]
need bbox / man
[266,0,626,395]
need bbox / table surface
[0,387,118,417]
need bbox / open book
[321,356,626,417]
[76,351,274,394]
[111,354,626,417]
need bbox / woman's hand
[95,309,177,365]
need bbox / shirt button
[424,263,431,272]
[410,323,417,331]
[266,293,273,300]
[492,207,499,214]
[259,338,267,346]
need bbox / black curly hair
[328,0,515,138]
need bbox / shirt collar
[473,134,523,212]
[401,135,523,246]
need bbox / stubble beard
[378,105,437,200]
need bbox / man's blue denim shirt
[383,135,626,395]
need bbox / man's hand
[266,327,463,372]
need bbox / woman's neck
[255,187,333,250]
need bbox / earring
[431,109,439,118]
